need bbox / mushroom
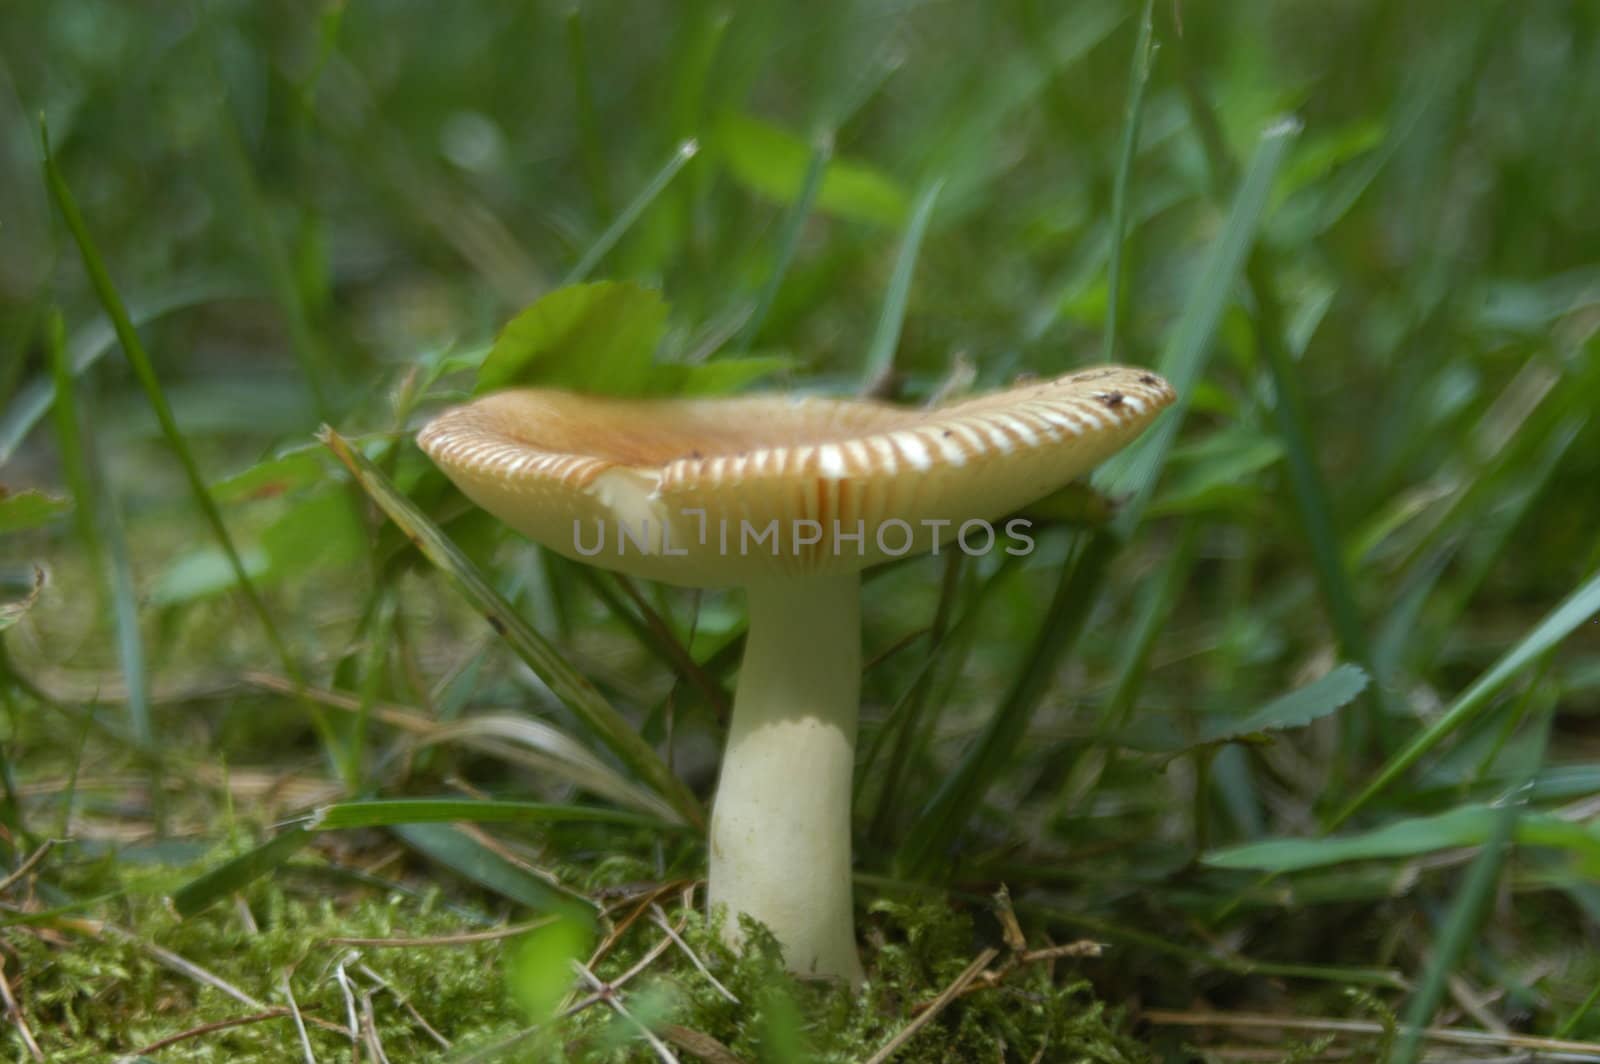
[417,365,1174,985]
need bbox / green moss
[6,854,1152,1062]
[6,880,525,1061]
[547,898,1153,1063]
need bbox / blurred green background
[3,1,1600,1060]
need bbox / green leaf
[152,545,271,606]
[1213,664,1368,739]
[475,281,668,396]
[150,490,359,605]
[1205,803,1599,873]
[1112,664,1368,753]
[650,354,794,396]
[712,110,908,226]
[260,488,364,575]
[0,489,72,533]
[212,450,325,503]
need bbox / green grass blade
[202,39,337,421]
[1246,254,1386,763]
[862,552,967,843]
[394,823,588,914]
[171,828,315,917]
[1100,116,1302,529]
[1555,976,1600,1039]
[737,132,832,350]
[170,798,664,918]
[310,798,675,832]
[1102,0,1156,363]
[897,530,1116,874]
[45,312,156,793]
[899,119,1296,874]
[1204,804,1590,872]
[566,7,611,219]
[0,275,248,465]
[860,178,942,393]
[1392,713,1549,1064]
[563,139,700,286]
[1099,519,1199,732]
[42,310,98,580]
[1330,565,1600,828]
[320,427,704,829]
[40,123,339,767]
[610,574,731,722]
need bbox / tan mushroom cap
[418,366,1175,587]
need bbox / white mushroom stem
[707,572,864,986]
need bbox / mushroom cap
[418,366,1175,587]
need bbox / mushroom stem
[707,572,864,986]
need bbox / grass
[4,1,1600,1060]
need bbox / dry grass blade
[245,672,673,819]
[865,947,1000,1064]
[1141,1010,1600,1060]
[423,715,677,820]
[354,961,451,1051]
[571,959,680,1063]
[650,903,739,1004]
[64,920,268,1010]
[130,1008,297,1056]
[659,1025,748,1064]
[360,991,392,1064]
[325,914,558,947]
[279,969,318,1064]
[0,840,54,894]
[0,957,45,1062]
